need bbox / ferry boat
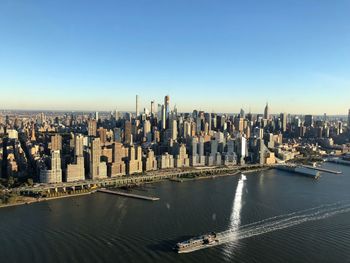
[174,232,219,253]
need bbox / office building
[136,95,139,117]
[264,103,270,120]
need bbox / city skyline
[1,0,350,114]
[0,96,349,117]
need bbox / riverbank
[0,190,95,209]
[170,171,241,182]
[170,166,271,182]
[2,164,272,209]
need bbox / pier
[275,165,320,179]
[301,165,342,174]
[97,189,160,201]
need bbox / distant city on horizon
[1,94,349,117]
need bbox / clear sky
[0,0,349,114]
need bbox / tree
[27,178,34,186]
[7,176,14,188]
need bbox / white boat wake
[218,201,350,246]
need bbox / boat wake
[217,201,350,246]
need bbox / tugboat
[174,232,219,253]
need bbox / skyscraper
[264,103,270,120]
[171,119,178,140]
[348,109,350,127]
[161,105,166,130]
[151,101,155,116]
[124,120,132,144]
[280,113,287,132]
[136,95,139,117]
[164,95,170,116]
[304,115,313,127]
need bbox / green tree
[7,176,14,188]
[27,178,34,186]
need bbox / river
[0,162,349,263]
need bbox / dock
[301,165,342,174]
[97,189,160,201]
[275,165,320,179]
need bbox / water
[1,162,350,263]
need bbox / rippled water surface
[1,162,350,263]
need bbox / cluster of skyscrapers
[0,98,349,184]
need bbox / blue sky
[0,0,349,114]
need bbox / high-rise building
[164,95,170,116]
[234,117,244,133]
[175,144,190,168]
[161,105,166,130]
[338,121,343,134]
[124,121,132,144]
[136,95,140,117]
[50,134,62,151]
[240,108,245,119]
[88,119,97,137]
[143,120,151,142]
[206,139,222,166]
[114,109,119,120]
[171,119,177,140]
[95,111,99,121]
[30,123,36,141]
[143,148,158,171]
[40,150,62,183]
[74,134,84,157]
[66,134,85,182]
[151,101,155,116]
[237,136,247,164]
[66,156,85,182]
[348,109,350,127]
[89,138,107,179]
[280,113,287,132]
[111,142,127,176]
[304,115,313,127]
[190,136,205,166]
[127,145,142,174]
[157,152,174,169]
[264,103,270,120]
[98,127,107,145]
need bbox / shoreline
[170,167,270,182]
[0,165,271,209]
[0,191,96,209]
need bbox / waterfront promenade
[16,164,271,198]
